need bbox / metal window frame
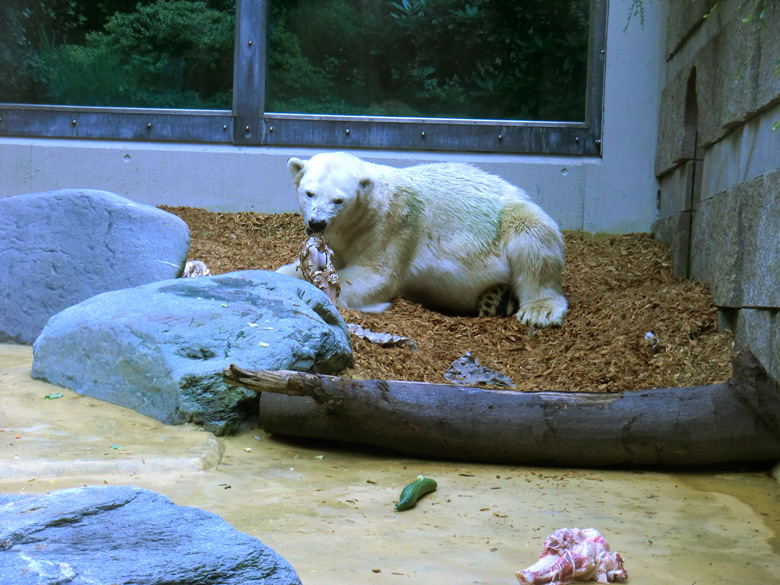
[0,0,606,156]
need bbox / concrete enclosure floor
[2,344,779,584]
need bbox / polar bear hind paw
[477,284,518,317]
[516,297,568,328]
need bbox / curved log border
[223,350,780,467]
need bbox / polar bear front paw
[516,297,568,328]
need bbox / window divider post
[233,0,266,145]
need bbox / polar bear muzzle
[307,219,328,234]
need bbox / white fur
[277,152,568,327]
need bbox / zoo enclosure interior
[1,0,778,456]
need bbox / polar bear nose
[308,219,328,233]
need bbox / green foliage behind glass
[1,0,234,108]
[1,0,590,120]
[267,0,590,121]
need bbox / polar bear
[276,152,568,327]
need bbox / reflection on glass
[267,0,590,121]
[0,0,235,109]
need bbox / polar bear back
[389,162,521,238]
[389,161,550,257]
[382,162,552,312]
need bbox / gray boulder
[32,270,354,435]
[0,189,190,344]
[0,486,302,585]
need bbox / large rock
[664,0,712,59]
[655,66,697,177]
[757,6,780,110]
[0,189,190,344]
[690,169,780,308]
[0,486,302,585]
[652,211,691,279]
[31,270,354,435]
[733,309,780,384]
[657,6,780,176]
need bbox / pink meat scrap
[516,528,628,585]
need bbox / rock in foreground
[0,189,190,344]
[32,270,354,435]
[0,486,302,585]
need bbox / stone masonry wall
[654,0,780,381]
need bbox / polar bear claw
[517,298,569,328]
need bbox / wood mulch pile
[162,206,734,393]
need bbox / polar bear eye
[333,198,344,205]
[305,191,315,198]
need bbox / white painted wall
[0,0,663,234]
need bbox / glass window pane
[0,0,235,109]
[266,0,590,121]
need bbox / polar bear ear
[287,158,306,186]
[358,177,374,197]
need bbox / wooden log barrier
[223,350,780,467]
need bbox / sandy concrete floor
[2,343,779,584]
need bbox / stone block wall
[654,0,780,381]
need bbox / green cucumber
[394,475,437,511]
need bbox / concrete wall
[0,0,663,234]
[653,0,780,380]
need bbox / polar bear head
[287,152,375,236]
